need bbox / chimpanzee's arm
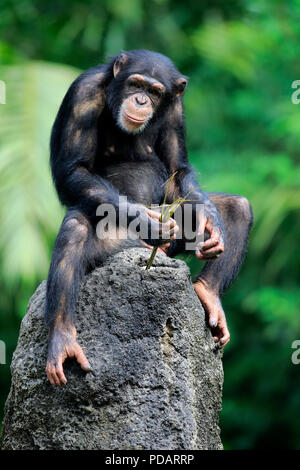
[156,98,225,257]
[51,68,138,218]
[50,66,121,216]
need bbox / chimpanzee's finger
[46,361,60,386]
[160,218,178,230]
[212,313,230,347]
[55,357,67,385]
[196,251,221,260]
[201,242,224,257]
[159,221,179,238]
[141,241,154,250]
[147,209,178,229]
[220,332,230,347]
[204,218,214,235]
[200,237,219,251]
[147,209,162,220]
[196,245,223,260]
[74,344,91,372]
[46,363,56,385]
[219,315,230,346]
[197,213,206,237]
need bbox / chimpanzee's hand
[46,324,91,386]
[146,208,179,246]
[195,212,225,260]
[134,206,179,247]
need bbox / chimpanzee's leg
[45,209,139,386]
[45,209,101,386]
[168,193,253,346]
[199,193,253,291]
[45,207,166,386]
[194,193,253,346]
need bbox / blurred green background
[0,0,300,449]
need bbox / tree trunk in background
[1,248,223,450]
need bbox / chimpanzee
[45,50,253,386]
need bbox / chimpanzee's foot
[193,279,230,347]
[46,324,92,386]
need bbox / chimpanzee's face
[111,52,187,135]
[118,74,166,134]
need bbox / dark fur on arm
[50,64,121,217]
[156,98,224,234]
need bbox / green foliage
[0,0,300,449]
[0,62,79,284]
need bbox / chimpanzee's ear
[174,77,188,98]
[113,53,128,77]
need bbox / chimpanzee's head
[106,50,188,134]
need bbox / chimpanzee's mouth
[124,112,146,124]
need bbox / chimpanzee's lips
[124,112,146,124]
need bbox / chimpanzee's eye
[150,89,161,98]
[128,81,142,90]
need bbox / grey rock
[1,248,223,450]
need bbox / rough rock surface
[1,248,223,450]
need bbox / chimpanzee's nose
[135,94,147,106]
